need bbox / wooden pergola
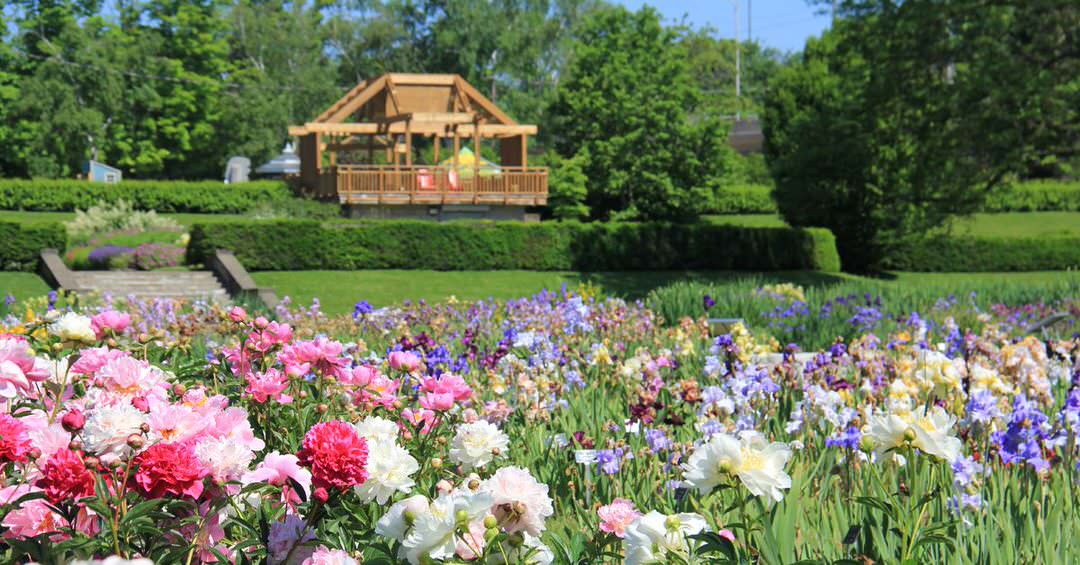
[288,73,547,206]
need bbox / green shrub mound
[188,220,841,273]
[0,179,292,213]
[0,221,66,271]
[710,184,777,214]
[885,236,1080,271]
[983,180,1080,212]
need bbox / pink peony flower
[340,365,378,387]
[132,443,208,499]
[94,355,170,404]
[268,514,315,564]
[482,466,554,536]
[296,421,368,492]
[35,449,95,503]
[278,338,349,379]
[719,529,736,543]
[146,403,208,444]
[228,306,248,323]
[90,310,130,338]
[0,485,64,540]
[597,498,642,538]
[418,374,472,412]
[241,452,312,506]
[69,346,129,375]
[246,368,293,404]
[400,408,438,435]
[62,409,86,432]
[206,407,265,451]
[0,414,33,464]
[0,336,48,398]
[303,546,358,565]
[388,351,420,373]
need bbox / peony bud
[317,404,329,414]
[483,515,498,529]
[83,455,100,469]
[430,457,443,469]
[62,409,86,432]
[68,439,83,451]
[313,487,330,503]
[172,383,187,396]
[126,434,145,449]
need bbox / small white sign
[574,449,597,465]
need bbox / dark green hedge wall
[0,221,66,271]
[0,179,291,213]
[187,220,842,273]
[884,236,1080,271]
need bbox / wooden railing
[325,165,548,206]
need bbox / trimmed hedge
[884,236,1080,272]
[711,184,777,214]
[0,179,292,213]
[0,221,66,271]
[984,180,1080,212]
[187,220,842,273]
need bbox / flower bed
[0,287,1077,563]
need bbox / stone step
[73,270,230,302]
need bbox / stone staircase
[72,271,230,301]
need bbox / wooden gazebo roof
[287,73,536,138]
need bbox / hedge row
[0,179,292,213]
[188,220,841,273]
[983,180,1080,212]
[711,184,777,214]
[0,221,66,271]
[884,236,1080,272]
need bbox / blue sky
[613,0,833,53]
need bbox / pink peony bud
[228,306,248,323]
[62,409,86,432]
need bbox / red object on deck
[417,168,435,190]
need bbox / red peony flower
[36,449,95,503]
[132,443,208,499]
[296,421,368,492]
[0,414,32,464]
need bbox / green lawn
[706,212,1080,237]
[0,272,52,302]
[4,269,1077,315]
[0,210,248,227]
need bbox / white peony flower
[865,406,962,463]
[481,466,554,536]
[376,494,430,543]
[81,403,147,463]
[354,415,400,446]
[682,430,792,502]
[486,533,554,565]
[49,312,96,344]
[355,440,419,504]
[623,511,709,565]
[70,558,155,565]
[195,436,255,483]
[401,489,493,565]
[449,420,509,471]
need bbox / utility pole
[734,0,741,120]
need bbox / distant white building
[255,143,300,178]
[83,160,122,183]
[224,156,251,184]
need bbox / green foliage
[884,235,1080,272]
[544,150,590,220]
[0,221,66,271]
[548,6,732,221]
[710,184,777,214]
[984,180,1080,212]
[764,3,1080,271]
[187,220,841,273]
[0,179,291,213]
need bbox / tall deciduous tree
[765,0,1080,271]
[548,6,731,221]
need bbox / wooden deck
[320,165,548,206]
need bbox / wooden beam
[455,76,516,125]
[299,122,536,136]
[376,112,474,125]
[387,73,456,86]
[385,74,401,115]
[313,79,367,123]
[405,120,412,167]
[322,75,388,124]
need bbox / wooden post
[367,135,374,164]
[433,134,440,164]
[520,134,527,167]
[405,120,413,167]
[452,128,460,168]
[473,120,481,182]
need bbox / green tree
[765,1,1080,271]
[544,148,590,220]
[548,6,730,221]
